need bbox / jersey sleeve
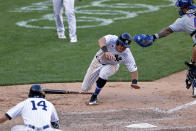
[50,104,59,122]
[104,35,118,45]
[6,101,25,119]
[169,18,185,32]
[123,50,137,72]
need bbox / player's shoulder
[104,34,118,40]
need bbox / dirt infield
[1,70,196,131]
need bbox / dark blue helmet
[28,84,45,98]
[116,33,131,48]
[176,0,196,8]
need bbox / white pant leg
[99,64,120,80]
[53,0,65,33]
[63,0,77,39]
[11,125,30,131]
[82,57,103,92]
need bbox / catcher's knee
[96,77,107,88]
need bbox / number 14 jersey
[6,98,59,127]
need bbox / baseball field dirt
[1,70,196,131]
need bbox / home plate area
[59,106,196,131]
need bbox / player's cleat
[70,37,78,43]
[58,33,66,39]
[89,94,98,105]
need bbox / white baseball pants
[53,0,77,39]
[82,56,120,92]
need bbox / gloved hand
[133,34,155,48]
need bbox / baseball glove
[133,34,154,48]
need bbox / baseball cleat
[89,94,98,105]
[58,33,66,39]
[70,37,78,43]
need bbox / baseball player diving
[133,0,196,97]
[81,33,141,105]
[0,84,61,131]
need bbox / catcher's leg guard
[192,79,196,97]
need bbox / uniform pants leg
[63,0,77,39]
[82,57,103,92]
[99,64,120,80]
[53,0,65,33]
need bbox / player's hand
[104,52,116,60]
[131,84,141,89]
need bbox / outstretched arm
[192,46,196,63]
[154,27,174,39]
[0,114,9,123]
[130,71,141,89]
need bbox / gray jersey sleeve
[169,18,185,32]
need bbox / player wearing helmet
[133,0,196,97]
[81,33,141,105]
[0,84,61,131]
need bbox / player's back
[21,98,55,127]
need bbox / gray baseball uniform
[169,9,196,42]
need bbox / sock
[93,86,102,95]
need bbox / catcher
[133,0,196,96]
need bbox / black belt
[26,124,50,130]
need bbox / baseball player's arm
[98,37,116,60]
[130,71,141,89]
[0,114,10,123]
[192,46,196,63]
[157,27,174,38]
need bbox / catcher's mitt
[133,34,154,47]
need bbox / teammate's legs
[82,57,103,92]
[64,0,77,40]
[53,0,65,34]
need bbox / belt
[26,124,50,130]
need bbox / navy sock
[93,86,102,95]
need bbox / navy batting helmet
[116,33,131,48]
[176,0,196,8]
[28,84,45,98]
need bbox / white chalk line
[10,0,176,29]
[62,100,196,115]
[62,100,196,129]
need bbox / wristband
[101,46,108,52]
[132,79,137,84]
[153,33,159,40]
